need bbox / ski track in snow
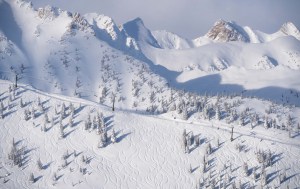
[0,81,299,188]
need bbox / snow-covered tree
[51,117,54,128]
[31,107,35,119]
[98,136,105,148]
[59,124,64,139]
[29,173,35,183]
[20,98,24,108]
[52,172,57,182]
[69,117,73,127]
[264,116,269,129]
[243,162,249,176]
[61,103,65,118]
[37,158,43,170]
[215,106,221,120]
[0,101,4,111]
[37,97,41,106]
[286,115,293,131]
[261,169,267,187]
[181,107,188,120]
[280,169,287,184]
[0,106,4,119]
[44,113,49,124]
[251,113,259,128]
[168,102,176,112]
[206,143,212,155]
[111,129,117,143]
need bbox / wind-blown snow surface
[0,80,300,188]
[1,0,300,107]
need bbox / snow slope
[1,0,300,107]
[1,1,300,188]
[152,30,193,49]
[0,80,300,188]
[122,18,300,105]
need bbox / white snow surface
[0,1,300,188]
[1,0,300,106]
[0,80,300,188]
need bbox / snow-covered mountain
[124,18,300,105]
[152,30,193,50]
[1,1,300,188]
[1,0,300,108]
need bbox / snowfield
[0,81,300,188]
[1,0,300,188]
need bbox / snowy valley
[0,0,300,188]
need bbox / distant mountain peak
[205,19,249,42]
[280,22,300,40]
[123,17,160,48]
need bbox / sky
[29,0,300,39]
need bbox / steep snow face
[253,56,276,70]
[84,13,139,51]
[280,22,300,40]
[205,19,250,42]
[123,18,160,48]
[0,0,172,111]
[152,30,193,49]
[84,13,120,41]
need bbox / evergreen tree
[215,106,221,120]
[31,107,35,119]
[61,103,65,118]
[286,115,293,131]
[264,116,269,129]
[0,106,3,119]
[52,172,57,182]
[44,113,49,124]
[51,117,54,128]
[20,98,24,108]
[181,107,188,120]
[0,101,4,112]
[29,173,35,183]
[111,129,117,143]
[98,136,105,148]
[37,158,43,170]
[243,162,248,176]
[59,125,64,139]
[69,117,73,127]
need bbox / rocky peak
[205,19,249,42]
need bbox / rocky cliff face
[205,19,249,42]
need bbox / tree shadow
[271,152,283,165]
[191,166,199,173]
[14,139,24,146]
[64,129,76,138]
[16,88,28,96]
[104,115,114,126]
[284,173,299,183]
[267,170,280,184]
[3,110,17,117]
[74,105,85,115]
[41,99,50,106]
[73,120,82,127]
[56,174,63,181]
[43,161,53,170]
[117,132,131,142]
[34,175,43,182]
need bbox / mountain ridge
[1,0,300,106]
